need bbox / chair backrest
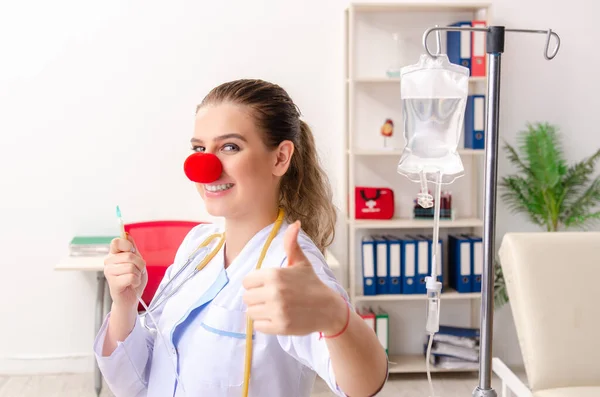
[498,232,600,392]
[124,220,203,308]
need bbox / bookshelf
[343,2,491,373]
[354,288,483,302]
[350,218,484,229]
[388,354,477,373]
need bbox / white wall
[1,0,598,374]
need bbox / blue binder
[407,234,429,294]
[384,235,402,294]
[399,236,417,294]
[374,235,389,295]
[361,236,376,296]
[448,234,472,293]
[465,95,485,149]
[447,21,472,71]
[462,233,483,292]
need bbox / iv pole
[420,25,561,397]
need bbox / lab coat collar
[160,245,227,341]
[162,217,289,343]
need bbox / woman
[95,79,388,397]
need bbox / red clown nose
[183,152,223,183]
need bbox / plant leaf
[567,211,600,230]
[563,177,600,228]
[559,148,600,222]
[503,140,533,177]
[518,122,565,189]
[499,175,548,228]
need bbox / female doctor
[94,79,389,397]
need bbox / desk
[55,254,107,397]
[55,249,342,396]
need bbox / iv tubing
[431,173,442,281]
[425,172,443,397]
[426,334,435,397]
[418,172,433,208]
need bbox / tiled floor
[0,372,512,397]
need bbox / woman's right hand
[104,235,148,309]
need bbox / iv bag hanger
[420,25,561,397]
[423,25,560,60]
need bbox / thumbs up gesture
[242,221,347,336]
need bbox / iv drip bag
[397,54,470,184]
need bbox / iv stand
[421,25,561,397]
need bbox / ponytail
[280,119,337,254]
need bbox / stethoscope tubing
[146,267,200,315]
[142,243,214,318]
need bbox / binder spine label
[390,244,400,277]
[405,244,415,277]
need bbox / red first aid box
[355,187,394,219]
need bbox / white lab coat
[93,220,351,397]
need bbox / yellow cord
[195,233,226,271]
[242,208,285,397]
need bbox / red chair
[124,220,205,311]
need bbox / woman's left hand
[242,221,347,336]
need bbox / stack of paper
[424,325,480,370]
[69,236,116,256]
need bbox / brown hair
[197,79,336,253]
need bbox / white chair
[493,232,600,397]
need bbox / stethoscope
[141,231,226,317]
[142,150,286,397]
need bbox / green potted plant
[495,122,600,308]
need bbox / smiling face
[191,102,293,220]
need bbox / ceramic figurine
[381,118,394,148]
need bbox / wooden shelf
[350,2,492,13]
[349,76,487,84]
[355,288,481,302]
[349,218,483,229]
[349,148,485,156]
[388,354,479,373]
